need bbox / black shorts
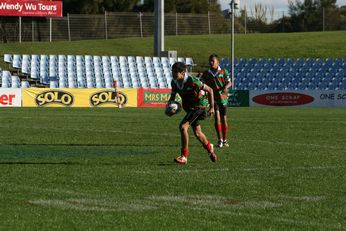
[181,108,207,128]
[215,102,228,116]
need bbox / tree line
[62,0,220,14]
[62,0,346,32]
[0,0,345,43]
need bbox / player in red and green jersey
[168,62,217,165]
[201,54,232,148]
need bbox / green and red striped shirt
[201,66,230,104]
[171,74,209,111]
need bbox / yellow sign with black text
[22,88,137,107]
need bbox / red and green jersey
[201,66,230,104]
[171,74,209,111]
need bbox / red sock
[203,141,212,153]
[215,123,222,140]
[181,147,189,157]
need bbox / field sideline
[0,107,345,230]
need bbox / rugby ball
[165,101,182,117]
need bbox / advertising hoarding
[0,0,62,17]
[22,88,137,107]
[250,91,346,108]
[0,89,22,107]
[137,88,173,108]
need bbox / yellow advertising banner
[22,88,137,108]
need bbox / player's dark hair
[209,54,219,61]
[172,62,186,73]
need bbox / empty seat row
[221,57,346,90]
[1,70,30,88]
[3,54,345,90]
[3,54,194,89]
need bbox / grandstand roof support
[154,0,164,57]
[229,0,239,90]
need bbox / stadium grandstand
[1,54,345,90]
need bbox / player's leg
[174,112,194,165]
[219,104,229,147]
[192,124,217,162]
[192,124,208,146]
[214,104,223,148]
[179,120,190,157]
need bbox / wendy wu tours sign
[0,0,62,17]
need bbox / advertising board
[22,88,137,107]
[250,91,346,108]
[0,89,21,107]
[0,0,62,17]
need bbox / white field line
[235,118,346,126]
[147,195,282,209]
[28,198,156,212]
[0,124,345,150]
[24,193,345,229]
[134,168,231,174]
[275,195,326,202]
[134,165,344,175]
[237,138,346,150]
[194,207,345,230]
[147,195,344,230]
[1,182,93,197]
[0,124,180,138]
[3,182,157,212]
[241,165,345,172]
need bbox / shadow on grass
[0,143,179,148]
[0,161,81,165]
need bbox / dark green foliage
[287,0,341,31]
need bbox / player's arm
[223,80,232,95]
[222,69,232,94]
[203,84,215,116]
[168,91,176,102]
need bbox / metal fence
[0,9,341,43]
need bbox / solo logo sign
[35,90,74,106]
[252,92,314,106]
[90,90,127,107]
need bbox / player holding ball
[166,62,217,165]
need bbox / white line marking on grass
[29,199,116,212]
[134,168,230,174]
[148,194,343,230]
[194,208,345,230]
[147,195,282,209]
[238,138,346,150]
[242,166,345,172]
[1,183,93,197]
[1,124,345,147]
[28,198,157,212]
[276,195,326,202]
[135,165,344,175]
[0,125,180,138]
[178,168,231,173]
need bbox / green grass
[0,107,345,230]
[1,31,346,71]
